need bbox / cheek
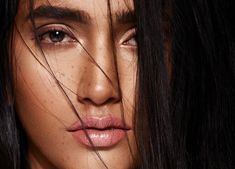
[13,33,84,167]
[117,49,137,119]
[13,34,81,136]
[117,49,137,96]
[14,44,71,145]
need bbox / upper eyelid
[35,24,77,40]
[35,22,72,30]
[119,27,137,45]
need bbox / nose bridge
[95,30,114,73]
[77,30,120,106]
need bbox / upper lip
[66,116,131,132]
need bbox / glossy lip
[66,116,131,148]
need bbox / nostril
[81,96,119,106]
[103,97,120,105]
[82,98,94,105]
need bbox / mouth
[66,116,131,148]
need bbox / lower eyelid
[39,42,78,51]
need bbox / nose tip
[78,78,120,106]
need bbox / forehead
[19,0,134,18]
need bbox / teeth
[87,127,115,130]
[89,133,109,139]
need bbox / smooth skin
[14,0,137,169]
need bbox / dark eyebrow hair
[115,10,136,24]
[29,5,91,24]
[28,5,135,25]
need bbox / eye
[123,36,137,46]
[39,30,76,44]
[36,25,77,44]
[121,28,137,48]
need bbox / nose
[78,69,120,106]
[77,40,120,106]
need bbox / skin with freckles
[14,0,137,169]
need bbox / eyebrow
[29,5,91,24]
[28,5,135,25]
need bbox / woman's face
[14,0,137,169]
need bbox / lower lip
[71,129,126,147]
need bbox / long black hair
[0,0,235,169]
[0,0,22,168]
[134,0,235,169]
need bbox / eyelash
[34,25,137,48]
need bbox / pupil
[50,31,65,42]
